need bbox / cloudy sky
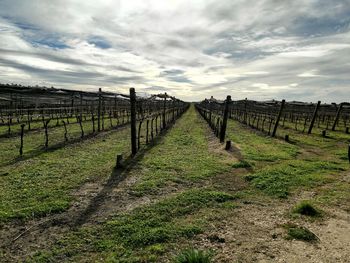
[0,0,349,102]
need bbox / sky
[0,0,349,102]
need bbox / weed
[232,160,252,169]
[174,248,213,263]
[292,201,322,217]
[284,224,319,242]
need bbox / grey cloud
[160,69,193,83]
[0,0,350,102]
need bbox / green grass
[245,160,345,198]
[227,120,299,163]
[284,224,319,242]
[0,127,131,221]
[174,248,213,263]
[29,189,234,262]
[292,201,322,217]
[232,160,252,169]
[130,106,231,196]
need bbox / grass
[174,248,213,263]
[29,189,234,262]
[284,224,319,242]
[245,159,345,198]
[232,160,252,169]
[227,119,299,163]
[0,126,131,221]
[130,106,231,196]
[292,201,322,217]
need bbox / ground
[0,105,349,262]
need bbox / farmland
[0,85,350,262]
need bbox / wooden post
[130,88,137,155]
[308,101,321,134]
[272,99,285,137]
[162,93,167,129]
[80,92,83,121]
[209,101,212,124]
[78,116,84,138]
[98,88,102,132]
[116,154,123,168]
[225,140,231,150]
[20,124,25,156]
[44,119,50,148]
[285,134,289,142]
[332,103,343,131]
[220,95,231,143]
[137,121,142,150]
[244,98,247,124]
[146,119,149,144]
[71,94,74,116]
[62,120,68,142]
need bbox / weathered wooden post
[78,116,84,138]
[116,154,123,168]
[80,92,83,121]
[62,120,68,142]
[225,140,231,150]
[44,119,50,148]
[162,93,167,129]
[98,88,102,132]
[209,100,213,125]
[146,119,149,144]
[308,101,321,134]
[137,121,142,150]
[130,88,137,155]
[332,103,343,131]
[220,95,231,143]
[272,99,285,137]
[244,98,248,124]
[20,124,25,156]
[71,94,74,117]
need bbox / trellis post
[272,99,285,137]
[98,88,102,132]
[308,101,321,134]
[332,103,343,131]
[220,95,231,143]
[130,88,137,155]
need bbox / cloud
[0,0,349,102]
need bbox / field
[1,94,350,262]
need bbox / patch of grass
[284,224,319,242]
[245,160,345,198]
[292,201,322,217]
[0,127,131,221]
[29,189,234,262]
[227,120,299,163]
[232,160,252,169]
[174,248,213,263]
[131,106,231,196]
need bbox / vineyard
[0,86,350,262]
